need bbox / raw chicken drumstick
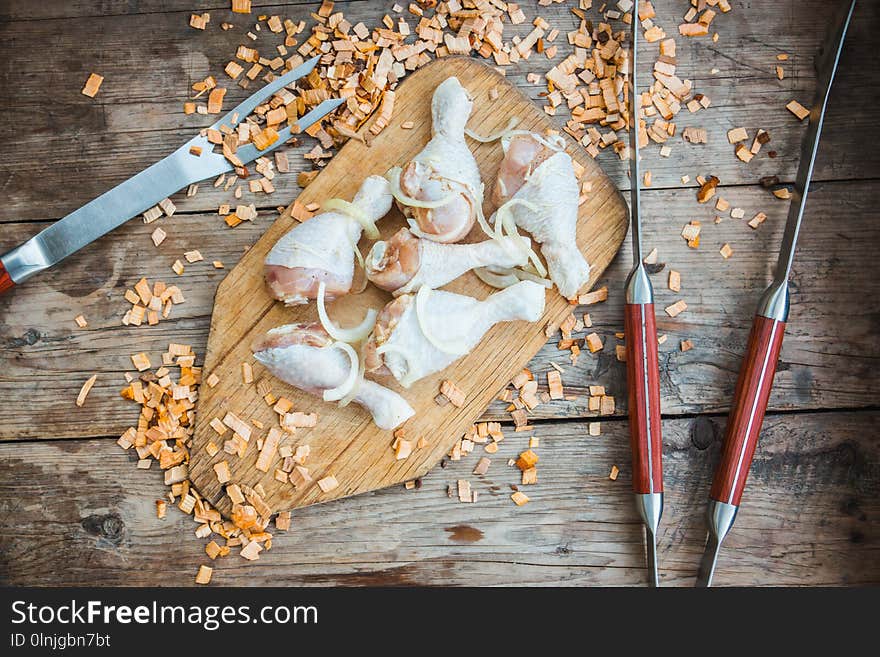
[362,280,546,388]
[388,77,483,244]
[491,132,590,300]
[364,227,528,296]
[264,175,393,305]
[253,323,415,431]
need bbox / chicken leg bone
[365,227,528,296]
[363,280,546,387]
[264,175,392,305]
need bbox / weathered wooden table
[1,1,877,587]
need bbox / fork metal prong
[208,54,321,132]
[232,97,345,165]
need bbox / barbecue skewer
[623,18,663,587]
[696,0,856,588]
[0,55,344,294]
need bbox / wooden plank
[0,0,316,21]
[2,179,877,440]
[0,411,875,586]
[1,1,878,221]
[188,56,629,514]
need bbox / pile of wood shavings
[116,342,295,585]
[176,0,735,221]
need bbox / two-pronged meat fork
[0,55,343,294]
[624,14,663,587]
[625,0,855,587]
[695,0,856,587]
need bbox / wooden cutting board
[190,57,628,517]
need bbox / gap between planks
[6,405,880,446]
[5,176,879,228]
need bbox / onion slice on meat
[322,197,379,240]
[474,266,519,289]
[464,116,520,143]
[317,281,378,343]
[322,341,359,402]
[338,345,366,407]
[415,287,468,355]
[500,130,566,153]
[491,198,548,278]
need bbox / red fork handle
[0,261,14,295]
[711,314,786,506]
[624,302,663,494]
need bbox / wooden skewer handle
[711,314,786,506]
[624,302,663,494]
[0,261,14,295]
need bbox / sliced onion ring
[465,117,520,143]
[474,266,519,289]
[500,130,566,153]
[317,281,378,343]
[415,287,468,355]
[338,345,366,407]
[501,216,547,278]
[322,341,359,402]
[322,197,379,240]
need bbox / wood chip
[255,428,282,472]
[720,243,734,259]
[773,188,792,200]
[76,374,97,407]
[131,353,151,371]
[682,127,708,144]
[395,439,412,460]
[81,73,104,97]
[547,370,564,400]
[748,212,768,229]
[786,100,810,121]
[473,457,491,476]
[74,314,88,328]
[668,270,681,292]
[151,227,167,247]
[578,286,608,305]
[213,461,231,483]
[317,475,339,493]
[232,0,251,14]
[439,380,465,408]
[511,491,529,506]
[697,176,719,203]
[240,541,263,561]
[727,127,748,144]
[515,449,539,471]
[609,465,620,481]
[195,565,213,585]
[665,300,688,317]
